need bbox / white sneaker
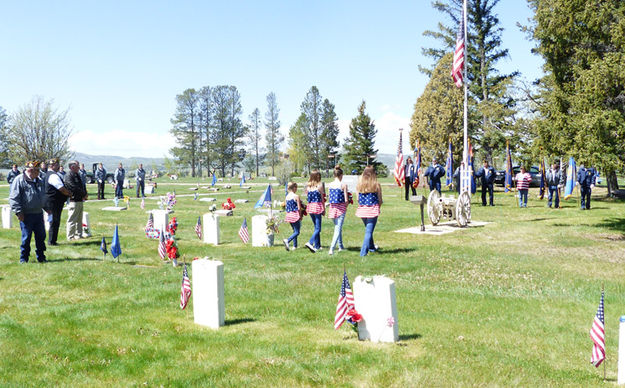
[305,242,317,253]
[328,249,334,255]
[283,239,290,251]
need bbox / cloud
[69,130,172,158]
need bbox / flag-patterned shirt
[515,172,532,190]
[327,188,347,219]
[306,189,324,215]
[355,192,380,218]
[284,199,300,223]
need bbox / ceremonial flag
[180,263,192,310]
[590,291,605,367]
[393,129,405,186]
[238,218,249,244]
[158,232,167,260]
[195,216,202,240]
[111,225,122,259]
[140,198,145,210]
[468,139,476,194]
[505,140,513,193]
[445,138,453,188]
[415,140,422,174]
[240,175,245,187]
[100,237,108,256]
[451,5,465,87]
[538,157,546,199]
[564,156,577,200]
[211,173,217,187]
[334,270,355,330]
[254,185,272,209]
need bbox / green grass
[1,177,624,387]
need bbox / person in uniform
[44,158,71,246]
[475,160,496,206]
[78,163,88,191]
[95,163,107,200]
[404,157,416,200]
[545,162,562,208]
[135,163,146,198]
[577,164,596,210]
[424,158,445,193]
[114,163,125,199]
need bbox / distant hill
[73,152,165,171]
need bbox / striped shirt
[355,192,380,218]
[306,189,324,214]
[284,199,300,223]
[516,172,532,190]
[328,188,347,218]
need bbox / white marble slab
[353,275,399,343]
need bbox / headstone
[102,206,127,211]
[353,275,399,343]
[214,209,233,216]
[256,208,282,214]
[152,209,169,235]
[234,199,248,204]
[200,197,216,202]
[1,205,13,229]
[123,178,131,189]
[619,316,625,384]
[268,177,277,181]
[342,175,359,193]
[192,258,225,329]
[82,212,92,237]
[252,215,269,247]
[202,213,220,245]
[145,185,154,194]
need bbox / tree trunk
[607,170,619,196]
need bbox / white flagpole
[462,0,469,194]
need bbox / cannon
[426,190,471,227]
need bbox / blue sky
[0,1,542,158]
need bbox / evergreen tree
[248,108,264,177]
[198,86,213,177]
[264,92,283,176]
[342,101,382,175]
[0,106,9,168]
[301,86,323,169]
[170,88,200,177]
[227,86,246,176]
[287,113,311,174]
[320,98,340,171]
[211,86,232,177]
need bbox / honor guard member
[45,158,71,246]
[545,162,562,208]
[424,158,445,193]
[474,160,496,206]
[577,164,596,210]
[114,163,125,199]
[7,164,20,184]
[95,163,107,200]
[403,157,416,200]
[135,163,146,198]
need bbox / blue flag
[111,225,122,259]
[564,156,577,200]
[211,173,217,187]
[445,139,453,188]
[254,185,272,209]
[285,182,288,197]
[100,237,108,256]
[505,140,513,193]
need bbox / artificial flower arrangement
[222,197,236,210]
[123,195,130,209]
[160,192,177,211]
[167,217,178,235]
[166,238,179,260]
[347,192,354,205]
[265,214,281,235]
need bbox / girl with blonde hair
[304,170,325,253]
[282,182,303,251]
[327,165,348,255]
[355,166,383,256]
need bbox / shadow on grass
[343,247,417,254]
[596,217,625,233]
[66,240,100,247]
[399,333,422,341]
[49,257,102,263]
[225,318,256,326]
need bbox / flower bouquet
[266,214,281,235]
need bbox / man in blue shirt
[424,158,444,193]
[135,163,146,198]
[475,160,496,206]
[114,163,125,199]
[577,164,596,210]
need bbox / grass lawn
[1,177,624,387]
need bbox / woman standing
[304,170,325,253]
[327,166,349,255]
[355,166,382,256]
[515,166,532,208]
[283,182,303,251]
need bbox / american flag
[145,213,154,231]
[446,138,454,188]
[180,263,191,310]
[195,216,202,240]
[590,291,606,367]
[334,270,355,330]
[393,129,405,186]
[158,231,167,260]
[238,218,249,244]
[451,6,465,88]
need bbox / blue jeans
[548,185,559,208]
[116,181,124,198]
[20,212,47,262]
[360,217,378,256]
[519,189,528,207]
[308,213,322,249]
[432,182,441,193]
[288,220,301,247]
[330,214,345,251]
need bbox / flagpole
[462,0,468,194]
[603,283,606,382]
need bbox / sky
[0,1,543,159]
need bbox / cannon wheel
[456,191,471,227]
[427,190,441,225]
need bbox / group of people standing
[282,165,382,257]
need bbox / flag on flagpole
[564,156,577,200]
[451,6,465,87]
[590,291,605,367]
[158,231,167,260]
[505,140,513,193]
[100,237,108,256]
[334,270,355,330]
[254,185,272,209]
[393,129,405,186]
[111,225,122,259]
[211,173,217,187]
[538,157,546,199]
[180,263,192,310]
[445,138,453,188]
[238,218,249,244]
[468,139,476,194]
[415,140,421,174]
[140,198,145,210]
[195,216,202,240]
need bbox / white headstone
[353,275,399,343]
[200,197,217,202]
[202,213,219,245]
[102,206,127,211]
[342,175,359,193]
[145,185,154,194]
[82,212,92,237]
[252,215,269,247]
[234,199,249,204]
[2,205,13,229]
[214,209,233,216]
[193,258,225,329]
[619,316,625,384]
[152,209,169,235]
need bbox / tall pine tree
[170,88,200,177]
[342,101,382,175]
[264,92,283,176]
[320,98,340,172]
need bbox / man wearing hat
[424,158,445,193]
[9,161,48,263]
[45,158,71,246]
[64,160,88,240]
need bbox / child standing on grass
[327,166,348,255]
[305,170,325,253]
[283,182,302,251]
[356,166,383,256]
[515,166,532,208]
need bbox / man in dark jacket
[424,158,445,193]
[136,163,146,198]
[403,158,416,200]
[64,160,88,240]
[9,161,47,263]
[475,160,496,206]
[95,163,107,200]
[577,164,596,210]
[545,162,562,208]
[45,158,71,245]
[7,164,20,184]
[114,163,125,199]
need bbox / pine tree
[300,86,323,169]
[248,108,264,177]
[170,89,200,177]
[264,92,283,176]
[320,98,340,172]
[342,101,381,175]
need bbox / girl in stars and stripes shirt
[327,165,349,255]
[356,166,383,256]
[305,170,325,253]
[282,182,303,251]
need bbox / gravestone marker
[192,258,225,329]
[202,214,220,245]
[353,275,399,343]
[2,205,13,229]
